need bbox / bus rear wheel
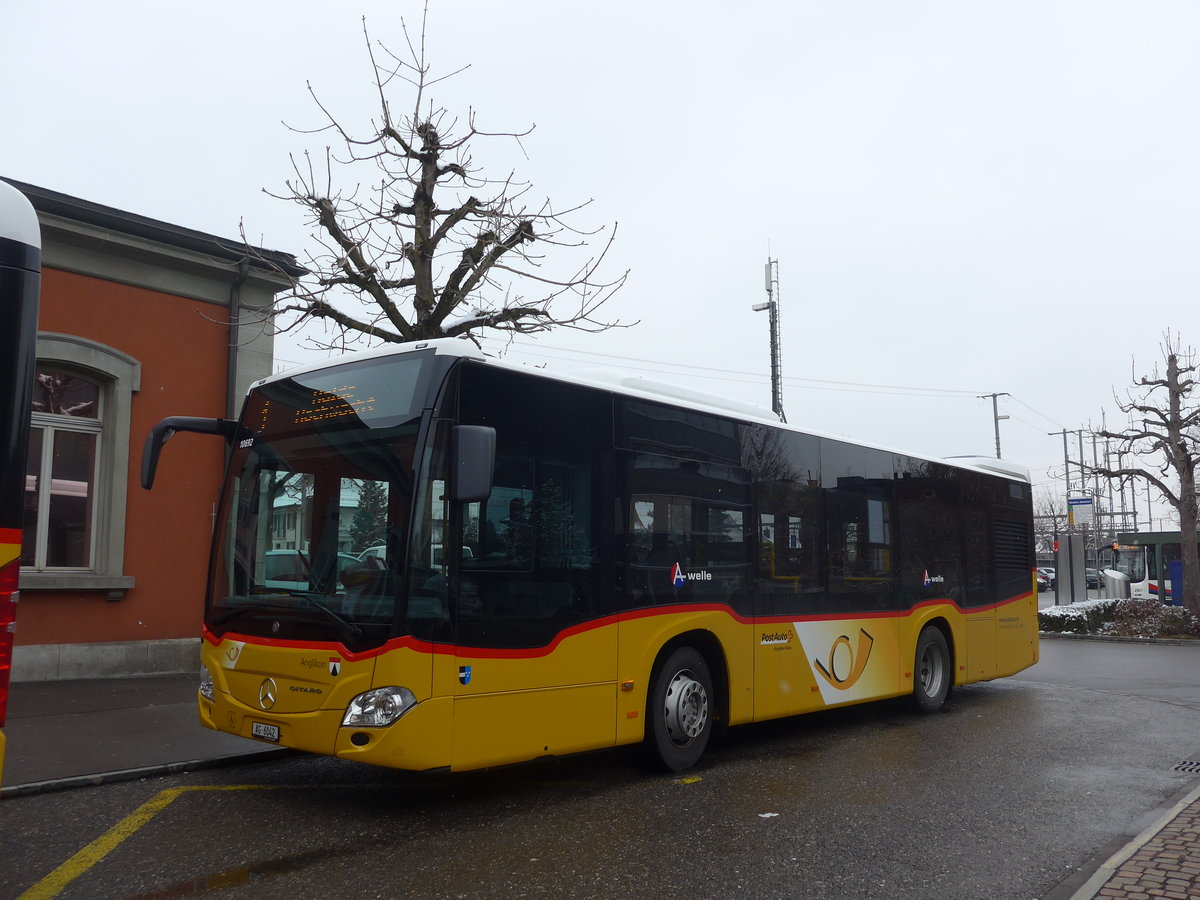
[647,646,713,772]
[913,626,950,712]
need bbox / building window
[24,367,102,568]
[20,334,139,593]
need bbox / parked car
[360,544,474,566]
[1036,572,1051,592]
[1086,568,1102,589]
[264,549,360,592]
[1037,567,1056,589]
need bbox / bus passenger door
[444,373,617,770]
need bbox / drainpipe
[222,258,251,485]
[225,259,250,420]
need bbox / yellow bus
[142,339,1039,772]
[0,181,42,786]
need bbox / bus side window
[621,456,752,610]
[455,362,610,648]
[464,501,482,561]
[468,456,534,570]
[823,482,894,611]
[627,493,690,604]
[405,422,451,641]
[745,427,821,616]
[895,459,965,606]
[819,442,896,613]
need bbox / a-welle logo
[813,628,875,690]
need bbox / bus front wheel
[912,626,950,712]
[647,646,713,771]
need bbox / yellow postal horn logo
[813,628,874,690]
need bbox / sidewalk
[2,673,1198,899]
[1,674,288,797]
[1067,783,1200,899]
[1036,590,1200,895]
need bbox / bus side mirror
[141,416,239,490]
[451,425,495,503]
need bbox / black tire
[646,646,713,772]
[912,626,950,712]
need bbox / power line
[477,336,985,398]
[1009,395,1064,429]
[276,334,1054,410]
[1006,411,1057,434]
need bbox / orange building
[4,179,302,681]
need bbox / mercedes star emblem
[258,677,278,710]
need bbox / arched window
[21,334,138,593]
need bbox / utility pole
[1091,431,1106,542]
[978,393,1010,458]
[1049,429,1073,498]
[752,258,786,422]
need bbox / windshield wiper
[293,593,363,640]
[212,593,361,640]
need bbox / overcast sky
[5,0,1198,525]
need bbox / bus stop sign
[1068,497,1093,526]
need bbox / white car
[360,545,473,566]
[264,549,359,592]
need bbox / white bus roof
[256,338,1031,484]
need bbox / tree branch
[1087,463,1181,507]
[250,10,627,351]
[277,300,404,344]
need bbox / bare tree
[250,9,629,350]
[1089,334,1200,616]
[1033,488,1064,559]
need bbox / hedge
[1038,598,1200,639]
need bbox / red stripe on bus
[752,590,1034,626]
[204,590,1033,662]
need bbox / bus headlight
[199,664,214,702]
[342,686,417,727]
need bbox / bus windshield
[1111,546,1147,582]
[206,353,431,651]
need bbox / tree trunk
[1092,340,1200,618]
[1178,470,1200,617]
[1165,352,1200,617]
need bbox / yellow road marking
[18,785,276,900]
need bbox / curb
[1066,780,1200,899]
[0,748,300,800]
[1038,632,1200,647]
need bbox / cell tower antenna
[752,258,786,422]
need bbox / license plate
[251,721,280,742]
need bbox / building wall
[15,267,227,656]
[5,179,299,680]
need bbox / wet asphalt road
[3,638,1199,900]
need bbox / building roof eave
[1,177,307,279]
